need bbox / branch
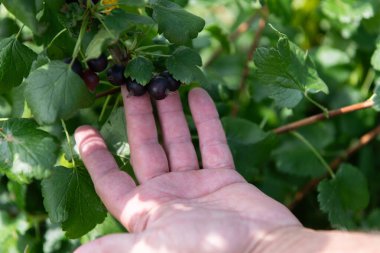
[204,12,260,68]
[96,87,120,99]
[274,99,374,134]
[288,124,380,210]
[231,10,268,116]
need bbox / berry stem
[99,95,112,122]
[46,28,68,50]
[304,92,329,117]
[96,87,120,99]
[61,119,76,168]
[15,25,25,40]
[71,11,90,65]
[94,13,117,40]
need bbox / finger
[74,233,142,253]
[122,86,169,183]
[74,126,136,220]
[156,92,198,171]
[188,88,235,170]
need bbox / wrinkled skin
[74,87,301,253]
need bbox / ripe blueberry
[107,64,126,85]
[147,76,169,100]
[87,54,108,73]
[81,69,99,91]
[64,58,83,75]
[126,78,146,97]
[160,71,180,91]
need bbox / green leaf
[151,0,205,45]
[104,9,154,37]
[318,164,370,228]
[272,140,327,177]
[222,117,274,181]
[265,85,303,108]
[24,61,94,125]
[0,36,37,93]
[125,57,154,85]
[0,17,19,40]
[254,28,328,102]
[1,0,46,35]
[85,29,115,60]
[0,119,58,183]
[42,166,107,238]
[166,46,205,84]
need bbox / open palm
[74,87,301,253]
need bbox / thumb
[74,232,159,253]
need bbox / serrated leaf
[42,166,107,238]
[166,46,205,84]
[104,9,154,37]
[24,61,94,124]
[254,29,328,101]
[222,117,275,181]
[0,119,58,183]
[318,164,369,228]
[85,29,115,60]
[0,36,37,93]
[266,85,303,108]
[151,0,205,45]
[125,57,154,85]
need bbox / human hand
[74,87,301,253]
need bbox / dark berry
[147,76,169,100]
[64,58,83,75]
[126,79,146,96]
[160,71,181,91]
[87,54,108,73]
[107,64,126,85]
[81,69,99,91]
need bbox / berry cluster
[65,54,108,91]
[65,55,182,100]
[107,64,181,100]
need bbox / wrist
[251,226,380,253]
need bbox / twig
[288,124,380,210]
[231,11,268,116]
[96,87,120,99]
[204,12,260,68]
[274,100,374,134]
